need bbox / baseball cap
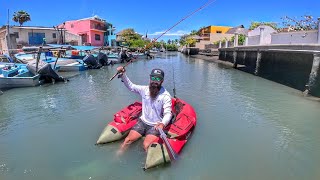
[150,68,164,79]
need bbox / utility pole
[6,9,11,54]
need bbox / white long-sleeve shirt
[121,73,172,126]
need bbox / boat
[0,63,41,89]
[25,60,66,83]
[14,52,66,83]
[14,53,87,72]
[96,98,197,169]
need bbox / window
[52,33,56,38]
[95,34,101,41]
[71,24,74,28]
[14,32,19,38]
[216,31,222,33]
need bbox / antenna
[7,9,11,52]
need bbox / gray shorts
[132,119,160,136]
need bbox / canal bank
[214,45,320,98]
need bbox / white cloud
[148,30,190,36]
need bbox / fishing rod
[109,0,217,81]
[172,59,176,98]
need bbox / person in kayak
[116,67,172,153]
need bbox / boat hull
[0,73,41,89]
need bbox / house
[246,25,277,45]
[0,26,82,54]
[61,15,116,46]
[195,25,234,49]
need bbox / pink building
[61,16,106,46]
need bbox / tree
[185,37,196,47]
[179,34,188,46]
[167,39,172,44]
[166,44,178,51]
[280,15,318,31]
[179,34,196,46]
[121,28,141,42]
[12,10,31,26]
[231,34,246,45]
[190,30,198,35]
[128,39,147,48]
[249,21,278,30]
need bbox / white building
[0,26,82,54]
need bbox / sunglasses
[150,76,163,82]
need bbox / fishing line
[110,0,217,81]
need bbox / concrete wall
[0,30,7,54]
[248,35,260,45]
[258,51,314,91]
[247,25,277,45]
[219,46,320,97]
[65,32,82,45]
[271,30,318,44]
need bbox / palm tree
[12,11,31,26]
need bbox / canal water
[1,52,320,180]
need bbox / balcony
[90,23,106,32]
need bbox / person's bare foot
[116,148,124,157]
[116,142,129,156]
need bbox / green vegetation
[12,10,31,26]
[280,15,318,31]
[249,15,318,32]
[179,34,196,47]
[231,34,246,45]
[120,28,178,50]
[249,22,278,30]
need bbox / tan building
[195,25,233,49]
[195,25,248,49]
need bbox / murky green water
[1,52,320,180]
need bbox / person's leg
[143,127,160,151]
[143,134,158,151]
[120,130,142,150]
[118,120,145,155]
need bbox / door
[28,32,45,45]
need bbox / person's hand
[116,66,125,77]
[154,122,164,130]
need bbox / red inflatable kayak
[96,98,197,169]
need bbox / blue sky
[1,0,319,41]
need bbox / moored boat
[0,63,41,90]
[96,98,197,169]
[14,53,88,72]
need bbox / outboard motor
[27,63,65,83]
[120,51,128,63]
[97,52,109,66]
[83,54,101,69]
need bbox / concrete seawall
[219,45,320,97]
